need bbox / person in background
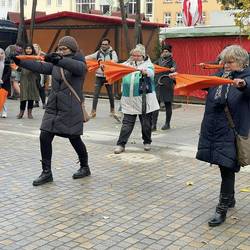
[85,38,118,118]
[12,36,90,186]
[152,45,176,131]
[5,42,23,99]
[114,44,159,154]
[195,45,250,227]
[0,48,11,118]
[33,43,46,109]
[16,44,40,119]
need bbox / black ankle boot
[72,157,91,179]
[228,196,236,208]
[161,123,170,130]
[208,194,231,227]
[33,160,53,186]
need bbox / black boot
[151,110,159,131]
[161,123,170,130]
[33,160,53,186]
[208,194,231,227]
[228,195,236,208]
[72,157,91,179]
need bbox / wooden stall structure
[23,11,166,95]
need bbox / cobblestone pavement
[0,98,249,250]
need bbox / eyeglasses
[57,47,70,51]
[101,43,109,46]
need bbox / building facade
[154,0,223,27]
[1,0,222,26]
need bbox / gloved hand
[10,54,21,65]
[44,52,63,64]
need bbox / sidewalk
[0,98,249,250]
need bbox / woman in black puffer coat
[196,45,250,227]
[13,36,91,186]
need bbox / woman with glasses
[195,45,250,227]
[114,44,159,154]
[12,36,91,186]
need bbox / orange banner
[154,64,171,74]
[173,73,233,96]
[0,88,8,112]
[195,63,224,70]
[16,55,45,61]
[102,61,138,84]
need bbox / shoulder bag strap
[224,104,237,133]
[60,68,81,103]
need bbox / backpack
[97,50,113,60]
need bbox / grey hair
[220,45,249,68]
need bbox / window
[127,0,136,15]
[76,0,95,13]
[57,0,62,6]
[8,0,12,7]
[0,0,5,7]
[176,12,183,26]
[145,0,152,17]
[47,0,51,6]
[164,12,171,25]
[201,11,206,24]
[101,5,110,14]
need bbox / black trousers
[92,76,114,111]
[117,113,152,147]
[36,86,46,105]
[20,100,34,111]
[219,166,235,195]
[40,130,88,162]
[152,101,172,126]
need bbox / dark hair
[101,38,111,44]
[162,44,172,53]
[24,44,36,55]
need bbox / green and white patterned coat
[121,57,159,114]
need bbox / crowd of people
[1,36,250,228]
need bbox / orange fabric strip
[173,73,233,96]
[16,55,45,61]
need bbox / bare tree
[30,0,37,43]
[17,0,27,45]
[134,0,143,45]
[119,0,130,55]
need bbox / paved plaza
[0,98,249,250]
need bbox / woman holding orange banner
[114,44,159,154]
[195,45,250,227]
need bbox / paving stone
[0,99,249,249]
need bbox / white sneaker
[1,111,7,118]
[114,145,125,154]
[144,144,151,151]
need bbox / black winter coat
[154,56,176,103]
[20,53,87,136]
[196,68,250,172]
